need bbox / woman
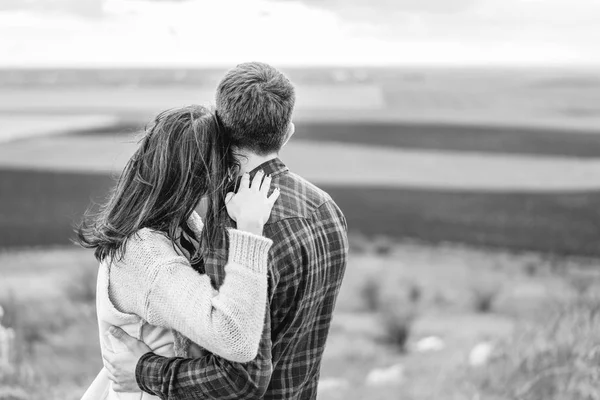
[76,105,279,399]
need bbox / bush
[379,303,417,353]
[0,301,33,398]
[524,261,539,277]
[0,386,29,400]
[471,282,501,313]
[65,267,97,304]
[566,271,596,296]
[0,294,19,330]
[0,295,28,362]
[348,233,370,254]
[0,294,81,359]
[407,283,422,304]
[470,294,600,400]
[373,237,394,256]
[377,284,419,352]
[360,277,381,312]
[372,276,422,352]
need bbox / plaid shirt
[136,158,349,400]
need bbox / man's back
[264,159,348,399]
[207,158,349,399]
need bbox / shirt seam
[265,199,334,225]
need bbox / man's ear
[282,122,295,148]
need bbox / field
[2,67,600,399]
[2,239,600,399]
[2,67,600,255]
[3,119,600,255]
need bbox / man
[103,62,349,399]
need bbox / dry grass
[65,267,97,304]
[1,239,600,399]
[0,248,101,399]
[467,295,600,400]
[319,236,600,400]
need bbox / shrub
[377,284,419,353]
[471,282,501,313]
[470,294,600,400]
[379,303,417,353]
[0,386,29,400]
[524,261,539,277]
[0,295,28,362]
[374,277,422,352]
[348,233,370,254]
[373,238,394,256]
[0,302,31,399]
[65,267,97,304]
[408,283,422,304]
[0,295,18,330]
[0,295,80,359]
[360,277,381,312]
[566,271,596,296]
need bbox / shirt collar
[248,157,289,178]
[227,157,288,193]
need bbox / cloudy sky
[1,0,599,67]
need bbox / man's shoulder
[268,171,332,223]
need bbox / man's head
[216,62,296,156]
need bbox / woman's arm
[141,229,272,363]
[110,170,278,362]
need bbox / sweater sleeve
[141,229,272,363]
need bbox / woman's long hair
[75,105,236,263]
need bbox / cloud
[1,0,599,66]
[276,0,476,14]
[0,0,105,17]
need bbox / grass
[0,248,100,399]
[1,238,600,399]
[316,238,600,400]
[3,66,600,398]
[0,169,111,248]
[466,296,600,400]
[2,168,600,256]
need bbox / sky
[1,0,599,67]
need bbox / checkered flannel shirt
[135,158,349,400]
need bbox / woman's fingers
[106,369,118,383]
[103,356,116,375]
[251,170,264,191]
[239,172,250,190]
[260,175,272,195]
[268,187,281,205]
[225,192,237,222]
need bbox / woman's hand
[225,170,280,236]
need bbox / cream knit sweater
[107,212,272,363]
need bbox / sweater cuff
[227,229,272,274]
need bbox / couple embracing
[77,62,349,399]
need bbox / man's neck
[234,149,278,176]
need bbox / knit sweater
[107,212,273,363]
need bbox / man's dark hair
[216,62,296,155]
